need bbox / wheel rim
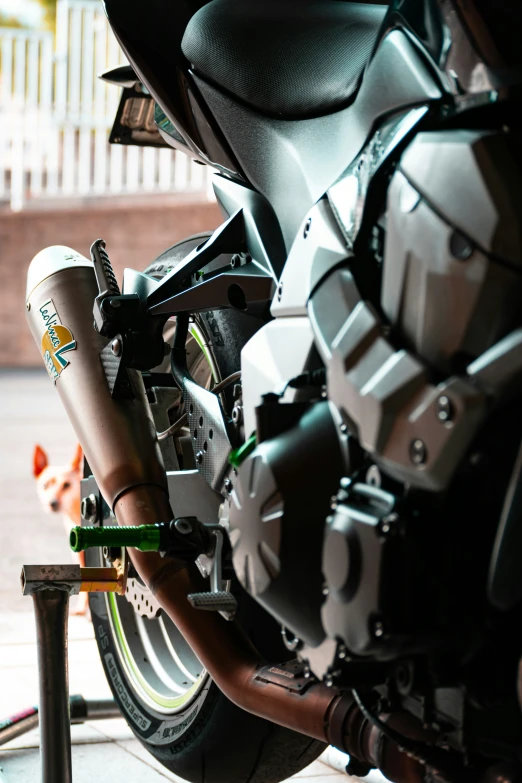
[107,320,218,715]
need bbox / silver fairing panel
[192,30,441,250]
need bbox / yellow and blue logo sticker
[37,299,77,381]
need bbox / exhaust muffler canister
[25,246,170,523]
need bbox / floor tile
[0,722,113,751]
[0,742,179,783]
[86,717,135,742]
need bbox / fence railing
[0,0,212,211]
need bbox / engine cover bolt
[450,230,474,260]
[380,512,399,536]
[337,644,347,660]
[324,673,334,687]
[339,423,348,434]
[80,494,98,524]
[409,438,427,465]
[174,518,193,535]
[373,619,384,638]
[232,404,242,425]
[111,337,122,357]
[437,395,453,423]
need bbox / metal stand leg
[32,589,72,783]
[20,563,125,783]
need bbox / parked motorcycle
[25,1,522,780]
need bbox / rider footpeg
[187,591,238,614]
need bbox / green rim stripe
[107,593,203,712]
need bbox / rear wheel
[86,235,326,782]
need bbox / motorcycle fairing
[192,29,441,250]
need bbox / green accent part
[229,433,257,468]
[70,525,161,553]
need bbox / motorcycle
[25,0,522,780]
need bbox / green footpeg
[70,518,217,563]
[70,524,162,553]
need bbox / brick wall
[0,196,221,366]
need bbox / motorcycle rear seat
[182,0,388,119]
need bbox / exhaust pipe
[25,247,425,780]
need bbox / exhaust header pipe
[24,246,425,781]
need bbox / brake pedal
[188,529,237,616]
[187,591,238,613]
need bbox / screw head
[111,338,122,357]
[437,395,453,423]
[373,619,384,638]
[174,518,193,535]
[26,301,31,311]
[337,644,347,660]
[303,217,312,238]
[380,512,398,536]
[232,404,242,424]
[339,423,348,435]
[277,282,283,302]
[80,494,98,523]
[196,450,204,464]
[450,231,474,260]
[410,438,427,465]
[224,478,233,493]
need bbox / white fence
[0,0,212,211]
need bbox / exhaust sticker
[37,299,77,381]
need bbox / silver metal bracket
[187,529,237,617]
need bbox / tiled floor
[0,370,384,782]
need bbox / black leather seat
[182,0,388,119]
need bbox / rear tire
[86,234,326,782]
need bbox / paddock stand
[17,564,125,783]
